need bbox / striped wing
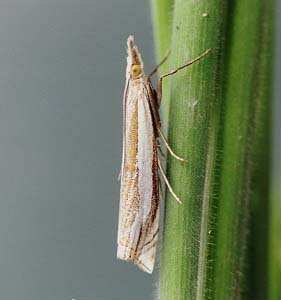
[117,81,159,273]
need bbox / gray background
[0,1,155,299]
[0,1,280,300]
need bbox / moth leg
[157,141,165,158]
[158,127,187,162]
[158,177,165,201]
[148,49,171,78]
[146,77,187,162]
[158,158,182,204]
[156,48,211,105]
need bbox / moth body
[117,36,211,273]
[117,36,159,273]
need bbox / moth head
[130,64,142,78]
[127,35,143,79]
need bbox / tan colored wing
[117,82,159,273]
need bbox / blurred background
[0,1,279,300]
[0,1,155,299]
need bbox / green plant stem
[151,0,174,64]
[158,1,226,299]
[214,0,275,299]
[151,0,276,299]
[150,0,174,121]
[247,1,275,299]
[268,3,281,299]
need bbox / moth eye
[130,64,142,77]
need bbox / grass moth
[117,36,210,273]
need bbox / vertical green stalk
[247,1,275,299]
[158,1,226,299]
[268,3,281,298]
[150,0,174,121]
[150,0,276,299]
[214,0,274,299]
[151,0,174,64]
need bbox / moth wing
[117,80,141,259]
[117,83,160,273]
[134,86,160,273]
[120,78,130,182]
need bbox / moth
[117,35,210,273]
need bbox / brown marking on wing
[119,129,160,265]
[124,97,138,174]
[133,137,160,262]
[118,88,160,272]
[120,96,140,253]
